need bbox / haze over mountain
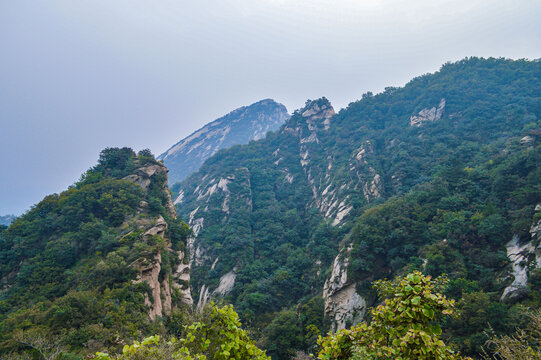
[2,1,540,217]
[159,99,289,184]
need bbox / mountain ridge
[0,57,539,360]
[172,57,541,358]
[158,99,290,184]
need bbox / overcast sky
[1,0,540,215]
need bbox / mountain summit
[158,99,289,184]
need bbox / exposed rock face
[520,135,534,146]
[195,267,238,311]
[501,205,541,302]
[173,250,192,306]
[179,167,253,309]
[282,99,335,202]
[213,269,237,296]
[159,99,289,184]
[123,165,164,191]
[134,252,166,320]
[178,98,387,309]
[284,98,362,226]
[125,161,193,318]
[410,98,445,127]
[323,246,366,331]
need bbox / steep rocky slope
[158,99,289,184]
[171,58,541,357]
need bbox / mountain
[0,215,15,227]
[158,99,290,184]
[0,148,193,356]
[171,58,541,358]
[1,58,539,360]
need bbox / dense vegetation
[0,148,194,358]
[347,140,540,356]
[93,304,269,360]
[172,57,541,358]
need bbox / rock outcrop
[410,98,445,127]
[126,161,193,318]
[323,245,366,331]
[501,205,541,302]
[284,98,361,226]
[178,167,253,309]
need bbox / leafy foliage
[95,304,269,360]
[317,272,470,360]
[481,308,541,360]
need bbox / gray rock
[410,98,446,127]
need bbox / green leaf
[422,308,435,319]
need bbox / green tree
[95,304,269,360]
[261,309,304,360]
[482,308,541,360]
[317,271,470,360]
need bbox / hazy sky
[1,0,540,215]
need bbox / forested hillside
[172,57,541,358]
[0,148,195,357]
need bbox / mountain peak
[301,97,335,129]
[159,99,289,184]
[301,97,334,118]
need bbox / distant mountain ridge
[158,99,289,184]
[0,215,15,226]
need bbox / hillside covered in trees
[171,57,541,358]
[0,148,197,358]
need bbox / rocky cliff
[123,161,193,318]
[500,204,541,302]
[158,99,289,184]
[175,99,346,310]
[322,245,367,331]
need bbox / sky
[1,0,540,215]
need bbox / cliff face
[124,161,193,318]
[322,245,366,331]
[175,99,341,309]
[500,204,541,302]
[158,99,289,184]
